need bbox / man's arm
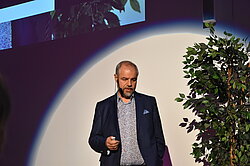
[152,97,165,159]
[88,102,108,154]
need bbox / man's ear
[114,74,118,82]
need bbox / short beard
[118,87,133,99]
[117,81,133,99]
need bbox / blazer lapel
[134,92,144,135]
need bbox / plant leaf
[179,122,187,127]
[112,0,125,11]
[179,93,185,98]
[104,12,120,27]
[175,97,183,102]
[130,0,140,12]
[121,0,128,6]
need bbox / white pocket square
[143,109,150,115]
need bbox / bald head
[115,61,139,76]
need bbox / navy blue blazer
[88,92,165,166]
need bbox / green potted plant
[175,23,250,166]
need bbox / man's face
[115,65,138,99]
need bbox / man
[88,61,165,166]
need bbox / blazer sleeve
[152,97,166,159]
[88,102,108,155]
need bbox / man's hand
[105,136,120,151]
